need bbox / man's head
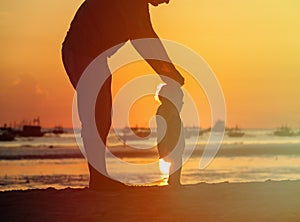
[149,0,170,7]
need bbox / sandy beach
[1,180,299,222]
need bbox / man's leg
[88,73,125,189]
[83,60,125,189]
[62,48,124,189]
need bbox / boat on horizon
[19,125,44,137]
[273,126,299,137]
[227,125,245,137]
[0,125,16,141]
[52,126,65,135]
[17,118,45,137]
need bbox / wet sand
[1,180,299,222]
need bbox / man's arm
[128,2,184,85]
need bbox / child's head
[156,83,184,111]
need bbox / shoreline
[1,180,299,221]
[1,142,300,160]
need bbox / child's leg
[168,157,182,186]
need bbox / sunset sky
[0,0,299,129]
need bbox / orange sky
[0,0,300,128]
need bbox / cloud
[1,73,48,113]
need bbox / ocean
[1,129,300,191]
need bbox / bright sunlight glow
[159,158,171,176]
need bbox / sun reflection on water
[159,159,171,185]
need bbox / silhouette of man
[156,83,185,186]
[62,0,184,189]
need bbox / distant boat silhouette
[0,125,15,141]
[20,125,44,137]
[227,125,245,137]
[18,118,44,137]
[119,126,154,142]
[52,126,65,134]
[273,126,298,137]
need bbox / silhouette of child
[156,83,185,186]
